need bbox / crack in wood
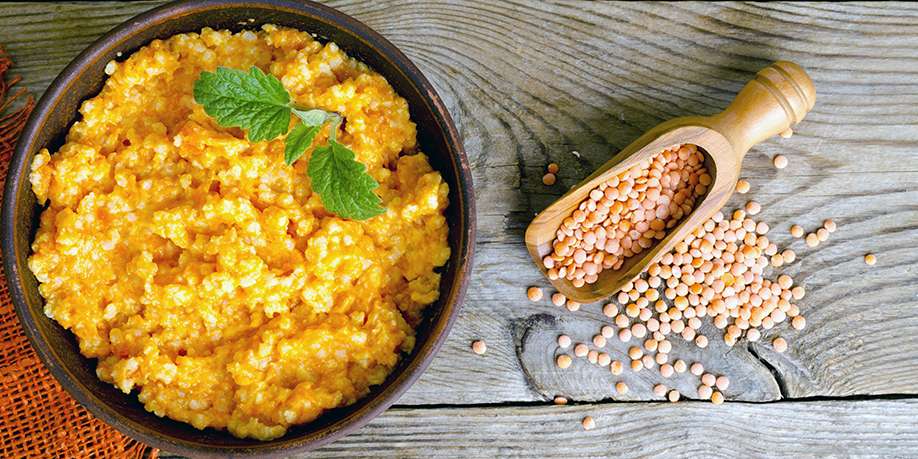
[747,344,789,399]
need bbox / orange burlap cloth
[0,46,159,458]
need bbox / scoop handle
[707,61,816,157]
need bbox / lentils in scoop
[543,144,710,287]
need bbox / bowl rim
[0,0,475,456]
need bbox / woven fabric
[0,46,159,459]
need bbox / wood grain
[304,399,918,457]
[1,1,917,414]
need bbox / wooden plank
[1,1,917,408]
[164,399,918,457]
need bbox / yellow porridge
[27,25,450,440]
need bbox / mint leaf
[193,67,291,142]
[284,122,322,165]
[293,108,330,126]
[308,139,385,220]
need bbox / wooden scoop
[525,61,815,303]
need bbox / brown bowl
[0,1,475,456]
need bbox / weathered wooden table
[3,1,917,456]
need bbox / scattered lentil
[711,391,725,405]
[472,340,487,355]
[527,286,544,302]
[715,375,730,391]
[610,360,624,375]
[631,323,647,338]
[601,325,615,338]
[701,373,716,387]
[574,344,589,358]
[547,163,560,174]
[597,352,612,367]
[771,253,785,267]
[557,355,572,369]
[772,155,788,169]
[628,346,643,360]
[823,219,837,232]
[593,335,607,348]
[551,293,567,307]
[772,337,788,353]
[865,253,877,265]
[698,385,713,400]
[695,335,709,348]
[653,384,668,397]
[554,395,568,405]
[790,224,804,238]
[778,274,794,290]
[658,340,672,354]
[616,382,629,394]
[690,362,704,376]
[674,360,687,373]
[542,173,557,186]
[582,416,595,430]
[557,335,572,349]
[805,233,819,248]
[631,359,644,372]
[603,303,618,317]
[667,390,680,402]
[660,363,674,378]
[735,179,751,194]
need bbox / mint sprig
[192,66,385,220]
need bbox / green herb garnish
[193,66,384,220]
